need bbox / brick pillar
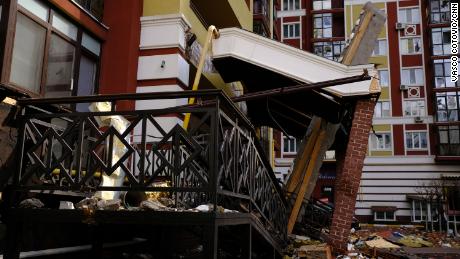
[328,98,376,252]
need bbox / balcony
[190,0,252,30]
[434,124,460,160]
[6,90,287,257]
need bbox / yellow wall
[142,0,252,94]
[370,150,392,156]
[373,124,391,132]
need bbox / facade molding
[140,14,191,50]
[277,9,306,18]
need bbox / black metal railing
[296,197,334,239]
[13,90,287,243]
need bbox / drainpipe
[183,25,220,130]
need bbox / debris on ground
[18,198,44,209]
[283,234,330,259]
[345,225,460,258]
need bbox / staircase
[5,90,287,258]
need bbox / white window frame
[283,0,300,11]
[398,7,421,24]
[374,101,391,118]
[313,0,331,10]
[370,132,392,151]
[405,131,428,150]
[400,36,422,54]
[378,69,389,87]
[374,211,396,221]
[372,39,387,56]
[401,67,424,85]
[283,22,300,39]
[404,99,426,117]
[282,135,298,154]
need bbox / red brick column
[328,98,376,252]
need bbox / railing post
[210,96,220,211]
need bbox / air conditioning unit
[395,22,405,30]
[414,116,424,123]
[400,85,409,91]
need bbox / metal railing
[14,90,288,243]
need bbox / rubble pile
[345,226,460,258]
[283,235,331,259]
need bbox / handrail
[16,89,222,106]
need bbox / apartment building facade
[275,0,460,224]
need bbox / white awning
[212,28,378,97]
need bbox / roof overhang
[212,28,377,98]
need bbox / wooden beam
[285,119,321,195]
[341,10,373,66]
[287,128,327,234]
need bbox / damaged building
[0,0,456,258]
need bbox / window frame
[431,27,451,56]
[374,211,396,221]
[3,1,101,99]
[398,7,421,24]
[401,67,424,86]
[404,99,426,117]
[282,135,299,154]
[400,36,422,55]
[283,22,300,39]
[372,39,387,56]
[312,0,331,10]
[374,100,391,118]
[378,69,389,87]
[313,13,332,39]
[433,59,460,88]
[405,131,428,150]
[283,0,300,11]
[429,0,451,24]
[313,40,345,61]
[370,132,392,151]
[436,91,460,122]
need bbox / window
[401,68,424,85]
[283,135,299,153]
[436,92,460,122]
[374,211,396,221]
[370,133,392,150]
[283,23,300,39]
[372,39,387,56]
[313,41,345,61]
[430,0,451,24]
[434,59,460,88]
[437,125,460,156]
[313,0,331,10]
[398,8,420,24]
[406,132,428,149]
[72,0,104,21]
[412,200,428,222]
[378,70,389,87]
[431,27,451,55]
[283,0,300,10]
[9,1,101,98]
[10,13,47,92]
[404,100,426,116]
[374,101,390,117]
[313,13,332,38]
[400,37,422,54]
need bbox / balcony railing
[13,90,288,244]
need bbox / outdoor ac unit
[414,116,423,123]
[395,22,405,30]
[400,85,409,91]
